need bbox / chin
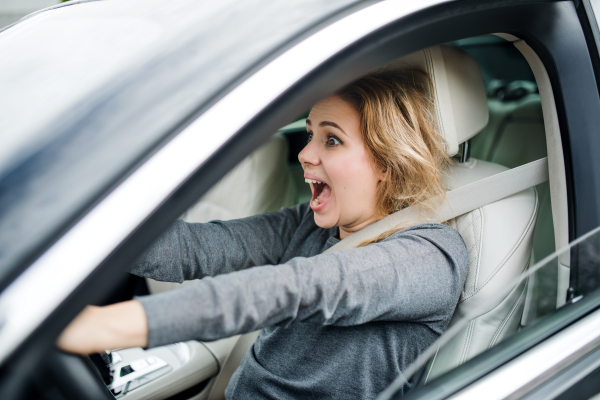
[313,213,337,229]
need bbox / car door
[2,0,600,399]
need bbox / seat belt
[325,157,549,253]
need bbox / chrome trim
[0,0,450,364]
[450,308,600,400]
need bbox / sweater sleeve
[137,225,468,347]
[129,204,307,282]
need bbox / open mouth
[305,178,332,209]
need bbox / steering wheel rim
[46,350,115,400]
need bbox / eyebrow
[305,119,345,133]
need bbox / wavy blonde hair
[334,68,451,246]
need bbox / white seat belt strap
[325,157,549,253]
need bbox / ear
[377,166,387,182]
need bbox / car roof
[0,0,362,287]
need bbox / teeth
[312,199,320,206]
[304,179,323,184]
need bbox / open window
[103,33,570,399]
[121,12,595,400]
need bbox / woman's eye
[327,135,341,146]
[307,132,313,143]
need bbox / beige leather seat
[401,46,538,382]
[473,94,554,262]
[470,94,553,325]
[209,45,539,395]
[420,158,537,380]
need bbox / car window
[229,39,561,400]
[178,36,564,400]
[379,225,600,399]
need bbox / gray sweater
[132,202,468,399]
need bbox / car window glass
[0,7,162,178]
[379,226,600,399]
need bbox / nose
[298,139,320,168]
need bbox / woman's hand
[57,300,149,355]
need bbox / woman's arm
[130,204,308,282]
[139,224,468,347]
[57,301,148,355]
[57,205,308,355]
[58,224,467,354]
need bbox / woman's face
[298,96,385,239]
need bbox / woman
[58,68,468,399]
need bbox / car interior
[88,34,566,400]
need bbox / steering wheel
[46,350,115,400]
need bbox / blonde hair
[334,68,450,246]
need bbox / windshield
[378,225,600,399]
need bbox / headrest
[388,45,489,156]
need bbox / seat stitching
[452,274,528,363]
[459,320,475,365]
[490,274,529,346]
[464,321,474,364]
[465,256,530,321]
[460,188,539,302]
[423,345,440,384]
[489,275,529,348]
[461,213,534,303]
[434,269,528,377]
[458,322,469,364]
